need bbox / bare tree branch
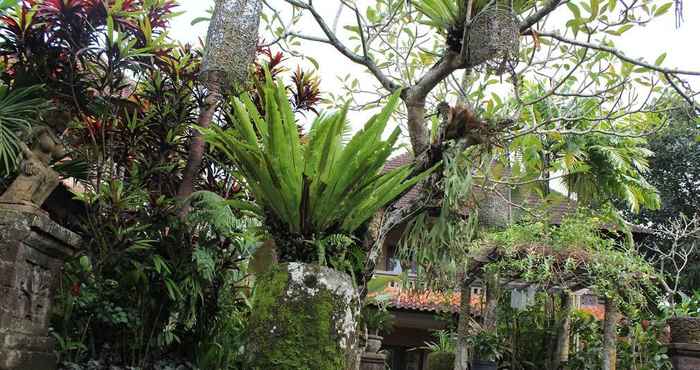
[664,72,700,112]
[537,31,700,77]
[283,0,400,92]
[519,0,565,33]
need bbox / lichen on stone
[245,263,361,369]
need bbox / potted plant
[666,291,700,344]
[362,303,394,353]
[202,75,430,368]
[648,215,700,345]
[423,330,456,370]
[468,325,502,370]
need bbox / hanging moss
[245,263,359,369]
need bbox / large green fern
[412,0,536,32]
[201,75,433,261]
[557,135,660,213]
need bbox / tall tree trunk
[483,271,499,330]
[455,279,472,370]
[602,299,619,370]
[405,97,430,155]
[176,0,261,210]
[177,90,220,203]
[552,292,574,369]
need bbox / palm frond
[0,84,50,175]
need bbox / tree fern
[186,190,260,237]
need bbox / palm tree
[516,83,660,212]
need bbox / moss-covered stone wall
[427,352,456,370]
[246,263,360,369]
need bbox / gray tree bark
[483,272,500,330]
[602,299,619,370]
[454,280,472,370]
[552,292,574,369]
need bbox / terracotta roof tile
[578,305,606,320]
[369,285,483,314]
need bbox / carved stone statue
[0,126,66,208]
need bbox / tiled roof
[369,285,482,314]
[578,305,605,320]
[383,153,422,210]
[371,282,606,319]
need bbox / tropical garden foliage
[0,0,315,368]
[0,0,697,369]
[202,75,431,267]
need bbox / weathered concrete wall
[427,352,455,370]
[359,352,386,370]
[669,343,700,370]
[0,207,79,370]
[246,262,361,370]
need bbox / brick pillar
[0,206,79,370]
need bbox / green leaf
[654,2,673,17]
[306,56,320,70]
[606,23,633,36]
[0,0,16,11]
[566,2,582,20]
[190,16,211,26]
[589,0,600,20]
[366,7,378,23]
[344,25,360,34]
[654,52,667,66]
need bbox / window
[387,255,403,274]
[384,245,417,275]
[581,294,598,306]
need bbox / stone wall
[669,343,700,370]
[0,207,79,370]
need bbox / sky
[170,1,700,116]
[168,0,699,194]
[170,1,700,82]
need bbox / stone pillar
[669,343,700,370]
[246,262,361,369]
[360,352,386,370]
[0,206,79,370]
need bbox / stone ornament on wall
[0,126,66,210]
[0,126,79,370]
[0,209,80,369]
